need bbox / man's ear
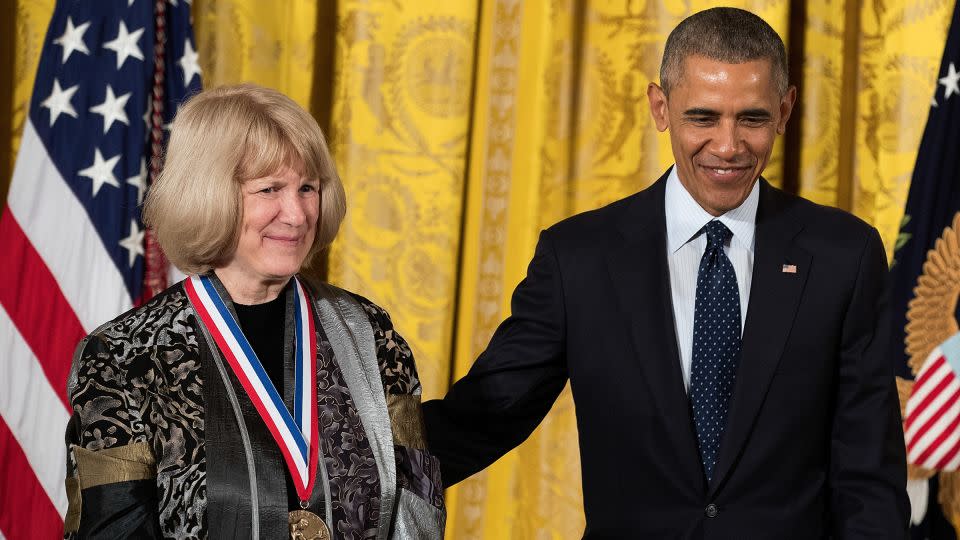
[647,83,670,132]
[776,85,797,135]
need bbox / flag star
[78,149,121,196]
[178,39,202,86]
[40,79,79,126]
[119,220,145,268]
[940,62,960,100]
[127,159,148,204]
[933,95,939,108]
[89,85,131,133]
[103,21,145,69]
[53,17,91,63]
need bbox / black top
[234,292,286,396]
[233,290,298,506]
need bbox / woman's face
[224,164,320,285]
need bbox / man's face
[647,55,796,216]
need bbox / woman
[63,83,444,539]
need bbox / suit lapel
[605,174,703,479]
[709,181,811,495]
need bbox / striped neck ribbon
[184,274,319,503]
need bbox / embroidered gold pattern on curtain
[326,1,479,402]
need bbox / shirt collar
[664,165,759,254]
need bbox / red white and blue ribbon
[184,275,319,502]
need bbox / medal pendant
[288,509,330,540]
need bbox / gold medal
[288,509,330,540]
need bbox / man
[422,7,909,538]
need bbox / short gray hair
[659,7,788,96]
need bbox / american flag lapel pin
[782,263,797,274]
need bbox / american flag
[0,1,200,537]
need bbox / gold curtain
[799,0,952,254]
[191,0,320,109]
[1,0,953,537]
[326,0,480,400]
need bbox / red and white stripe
[294,279,314,444]
[184,276,318,498]
[0,119,134,538]
[905,347,960,470]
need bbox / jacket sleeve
[421,229,569,486]
[830,226,910,538]
[64,334,162,540]
[352,295,446,536]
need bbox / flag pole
[144,0,169,302]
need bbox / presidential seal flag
[891,1,960,538]
[0,1,200,537]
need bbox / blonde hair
[143,83,346,275]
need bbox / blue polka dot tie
[690,220,741,482]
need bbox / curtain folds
[2,1,953,537]
[192,0,319,108]
[796,0,952,251]
[326,0,480,402]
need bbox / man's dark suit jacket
[422,171,909,539]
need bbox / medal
[289,509,331,540]
[186,276,326,523]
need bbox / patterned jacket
[64,276,444,539]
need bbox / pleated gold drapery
[192,1,320,110]
[1,1,953,537]
[798,0,953,250]
[326,1,480,400]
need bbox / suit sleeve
[830,226,910,538]
[64,335,162,540]
[422,229,568,486]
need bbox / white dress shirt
[664,166,758,391]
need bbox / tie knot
[704,220,732,249]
